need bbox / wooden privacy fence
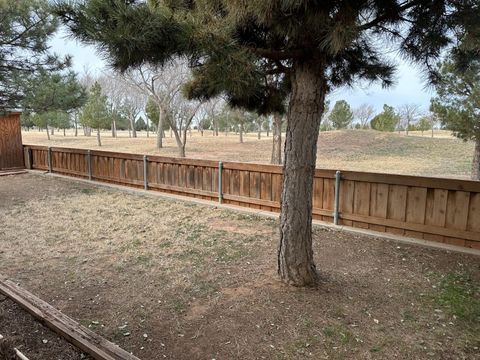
[24,145,480,250]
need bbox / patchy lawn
[0,173,479,360]
[22,129,474,178]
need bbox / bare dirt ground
[0,297,92,360]
[0,173,479,360]
[22,129,474,178]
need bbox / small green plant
[436,272,480,323]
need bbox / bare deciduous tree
[169,96,202,157]
[354,104,375,129]
[399,104,422,136]
[122,61,188,148]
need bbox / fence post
[28,147,33,169]
[143,155,148,190]
[47,146,52,173]
[87,150,92,180]
[333,170,341,225]
[218,161,223,204]
[24,146,32,169]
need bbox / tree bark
[472,138,480,181]
[271,113,282,164]
[130,117,137,138]
[96,127,102,146]
[46,125,50,140]
[172,128,185,157]
[278,59,327,286]
[112,118,117,138]
[239,124,243,143]
[156,109,164,149]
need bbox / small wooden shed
[0,111,24,171]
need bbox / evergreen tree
[135,116,147,131]
[22,70,86,139]
[431,60,480,180]
[329,100,353,130]
[50,110,71,135]
[0,0,68,110]
[370,105,400,132]
[57,0,479,286]
[20,113,35,130]
[80,82,110,146]
[417,116,432,136]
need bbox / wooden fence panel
[24,145,480,249]
[368,183,388,232]
[29,146,48,170]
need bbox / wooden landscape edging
[0,279,140,360]
[23,144,480,249]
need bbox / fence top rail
[25,144,50,151]
[23,144,480,193]
[338,170,480,193]
[222,161,283,174]
[146,155,218,168]
[50,147,88,155]
[89,149,144,161]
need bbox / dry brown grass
[1,173,479,359]
[22,129,474,178]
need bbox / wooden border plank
[0,280,140,360]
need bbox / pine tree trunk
[239,124,243,143]
[97,127,102,146]
[63,128,66,136]
[46,125,50,140]
[51,127,54,135]
[258,125,261,139]
[278,59,326,286]
[472,138,480,181]
[271,113,282,165]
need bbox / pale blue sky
[50,27,434,114]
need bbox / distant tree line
[319,100,437,135]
